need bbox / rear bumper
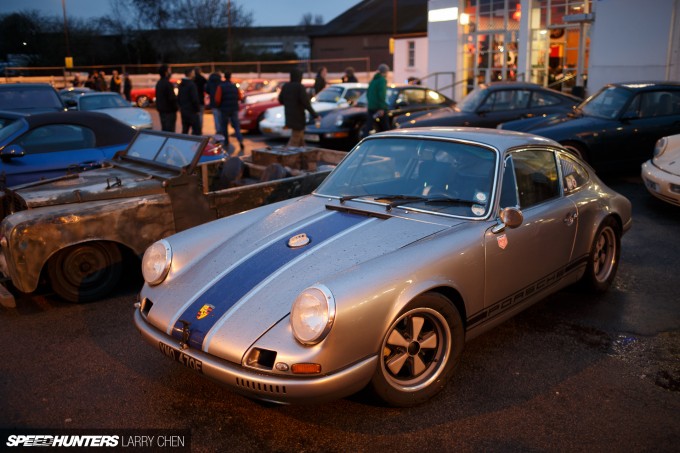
[133,308,377,404]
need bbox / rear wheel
[579,217,621,292]
[47,242,123,303]
[369,292,464,407]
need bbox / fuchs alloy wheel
[48,242,123,303]
[581,217,621,293]
[136,95,150,108]
[370,292,464,407]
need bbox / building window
[408,41,416,67]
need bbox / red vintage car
[238,99,280,133]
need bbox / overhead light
[428,7,458,23]
[459,13,470,25]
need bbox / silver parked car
[134,128,632,406]
[66,92,152,129]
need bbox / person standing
[206,71,224,137]
[96,71,107,92]
[193,66,207,135]
[177,67,201,135]
[215,72,244,153]
[314,66,327,94]
[123,73,133,102]
[278,68,319,149]
[155,64,178,132]
[342,67,358,83]
[364,63,390,137]
[110,70,122,93]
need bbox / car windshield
[124,131,203,169]
[316,137,498,218]
[580,86,631,119]
[314,86,345,103]
[456,87,488,112]
[80,94,130,110]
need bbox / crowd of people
[72,70,133,101]
[70,63,391,153]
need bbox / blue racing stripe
[171,211,367,349]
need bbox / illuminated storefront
[427,0,679,100]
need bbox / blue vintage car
[135,127,632,406]
[0,110,135,189]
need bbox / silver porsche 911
[134,128,632,407]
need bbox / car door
[475,89,532,127]
[616,89,680,165]
[6,123,106,186]
[484,149,578,309]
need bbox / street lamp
[62,0,73,68]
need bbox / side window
[16,124,96,154]
[480,90,530,111]
[398,89,426,106]
[631,91,680,118]
[499,157,519,209]
[531,91,561,107]
[426,90,447,105]
[510,149,560,209]
[559,153,589,193]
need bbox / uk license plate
[304,134,320,142]
[158,341,203,373]
[261,127,272,133]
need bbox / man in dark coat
[155,64,178,132]
[215,72,244,153]
[177,67,201,135]
[278,69,319,148]
[123,73,133,102]
[193,66,207,135]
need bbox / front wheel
[47,242,123,303]
[369,292,464,407]
[579,217,621,293]
[136,95,150,108]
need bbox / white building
[421,0,680,100]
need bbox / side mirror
[492,207,523,233]
[65,99,78,108]
[0,144,25,162]
[620,112,638,121]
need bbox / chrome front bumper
[133,308,377,404]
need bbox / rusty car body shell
[0,130,345,297]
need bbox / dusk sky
[0,0,361,26]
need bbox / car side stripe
[170,211,370,349]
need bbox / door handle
[563,211,578,226]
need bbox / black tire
[47,242,123,303]
[579,217,621,293]
[369,292,464,407]
[136,95,150,108]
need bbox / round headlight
[334,115,345,127]
[290,285,335,345]
[142,239,172,286]
[653,137,668,158]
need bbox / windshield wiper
[388,195,479,210]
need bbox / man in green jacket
[364,63,390,137]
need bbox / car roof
[0,83,57,91]
[22,111,135,145]
[371,126,563,151]
[607,81,680,91]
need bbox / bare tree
[299,13,324,26]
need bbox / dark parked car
[395,82,580,129]
[304,85,456,149]
[498,81,680,171]
[0,110,135,189]
[0,83,66,113]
